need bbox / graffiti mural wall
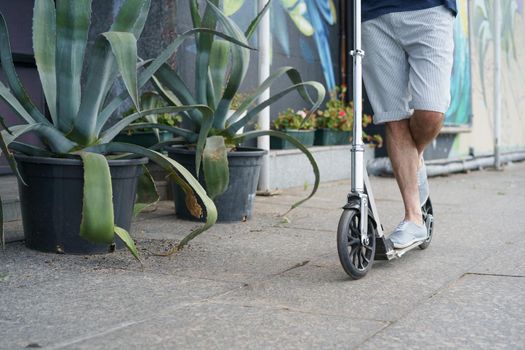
[170,0,340,119]
[446,0,472,127]
[455,0,525,155]
[409,0,525,159]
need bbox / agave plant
[126,0,326,212]
[0,0,250,258]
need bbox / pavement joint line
[206,258,326,301]
[279,260,310,273]
[464,272,525,279]
[47,319,153,350]
[204,299,392,324]
[172,272,264,285]
[354,322,393,350]
[270,224,334,233]
[256,201,342,211]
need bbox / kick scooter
[337,0,434,279]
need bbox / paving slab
[131,199,297,240]
[62,302,386,350]
[212,252,479,322]
[0,161,524,349]
[2,220,24,243]
[467,239,525,277]
[359,274,525,349]
[0,175,22,223]
[0,267,238,350]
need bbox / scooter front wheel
[337,208,376,279]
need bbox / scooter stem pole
[351,0,365,193]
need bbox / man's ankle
[404,215,423,226]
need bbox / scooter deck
[374,236,425,260]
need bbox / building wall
[455,0,525,156]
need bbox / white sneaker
[389,221,428,249]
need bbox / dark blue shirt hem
[362,1,457,22]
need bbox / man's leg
[387,110,444,226]
[386,119,422,225]
[410,110,445,157]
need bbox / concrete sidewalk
[1,162,525,349]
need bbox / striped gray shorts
[362,5,455,124]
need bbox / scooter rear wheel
[419,197,434,250]
[337,208,376,279]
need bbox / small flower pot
[314,129,352,146]
[270,129,315,150]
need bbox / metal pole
[351,0,365,192]
[257,0,271,191]
[493,1,502,169]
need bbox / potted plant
[0,0,233,258]
[114,92,182,148]
[270,108,316,149]
[140,0,326,223]
[315,85,354,146]
[314,85,383,147]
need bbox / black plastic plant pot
[15,155,148,255]
[314,129,351,146]
[270,129,315,149]
[167,146,266,222]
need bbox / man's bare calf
[386,110,444,225]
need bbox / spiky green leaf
[79,152,115,244]
[0,124,25,186]
[74,0,150,144]
[0,81,37,125]
[85,143,218,251]
[33,0,58,125]
[0,14,49,126]
[190,0,202,27]
[1,124,76,154]
[111,0,151,38]
[96,28,252,134]
[227,81,326,135]
[209,40,230,109]
[195,0,221,105]
[206,1,250,129]
[102,31,140,111]
[133,165,159,217]
[99,106,209,144]
[245,0,272,40]
[203,136,229,199]
[55,0,92,132]
[114,226,141,262]
[225,67,311,125]
[0,192,3,250]
[152,64,200,124]
[8,142,55,157]
[140,91,167,140]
